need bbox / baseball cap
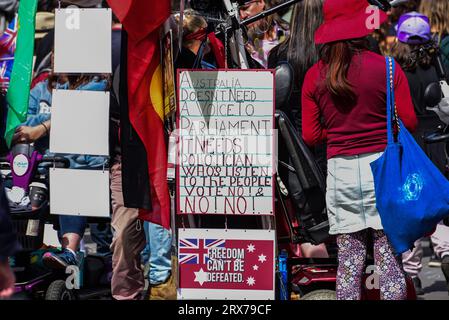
[397,11,431,44]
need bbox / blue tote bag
[370,57,449,255]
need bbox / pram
[1,143,112,300]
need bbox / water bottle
[278,249,288,300]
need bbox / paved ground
[85,232,449,300]
[419,240,448,300]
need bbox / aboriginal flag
[107,0,171,229]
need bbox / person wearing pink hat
[302,0,418,300]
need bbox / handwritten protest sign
[177,70,274,215]
[178,228,275,300]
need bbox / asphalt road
[85,233,449,300]
[419,240,448,300]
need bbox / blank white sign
[54,8,112,73]
[50,89,110,156]
[50,168,110,217]
[43,223,61,247]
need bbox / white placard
[43,223,61,247]
[50,89,110,156]
[177,228,276,300]
[54,8,112,73]
[50,168,110,217]
[177,70,275,215]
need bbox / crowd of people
[0,0,449,301]
[0,0,175,301]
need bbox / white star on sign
[246,276,256,286]
[194,268,209,286]
[247,244,255,253]
[253,265,259,271]
[258,254,267,263]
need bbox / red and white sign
[178,228,276,300]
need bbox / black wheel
[300,289,336,300]
[45,280,76,300]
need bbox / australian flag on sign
[179,238,226,265]
[0,15,17,92]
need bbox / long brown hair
[422,0,449,39]
[391,41,433,72]
[419,0,433,18]
[320,38,368,103]
[269,0,324,88]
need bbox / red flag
[207,32,226,68]
[107,0,169,43]
[107,0,171,229]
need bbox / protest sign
[178,228,275,300]
[50,168,110,217]
[177,70,275,215]
[54,8,111,73]
[50,89,110,156]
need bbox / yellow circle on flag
[150,64,164,121]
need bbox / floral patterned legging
[336,229,407,300]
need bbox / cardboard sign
[54,8,112,73]
[50,89,110,156]
[177,70,274,215]
[178,228,276,300]
[50,168,110,217]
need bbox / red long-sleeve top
[302,50,418,159]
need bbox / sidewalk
[419,239,449,300]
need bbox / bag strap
[386,56,399,144]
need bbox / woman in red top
[302,0,418,300]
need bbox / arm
[13,120,50,144]
[21,113,51,128]
[394,63,418,132]
[13,83,51,144]
[21,83,52,127]
[301,67,327,146]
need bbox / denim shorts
[326,152,384,235]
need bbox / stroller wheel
[45,280,76,300]
[300,289,336,300]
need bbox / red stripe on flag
[107,0,170,42]
[108,0,171,229]
[129,33,170,229]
